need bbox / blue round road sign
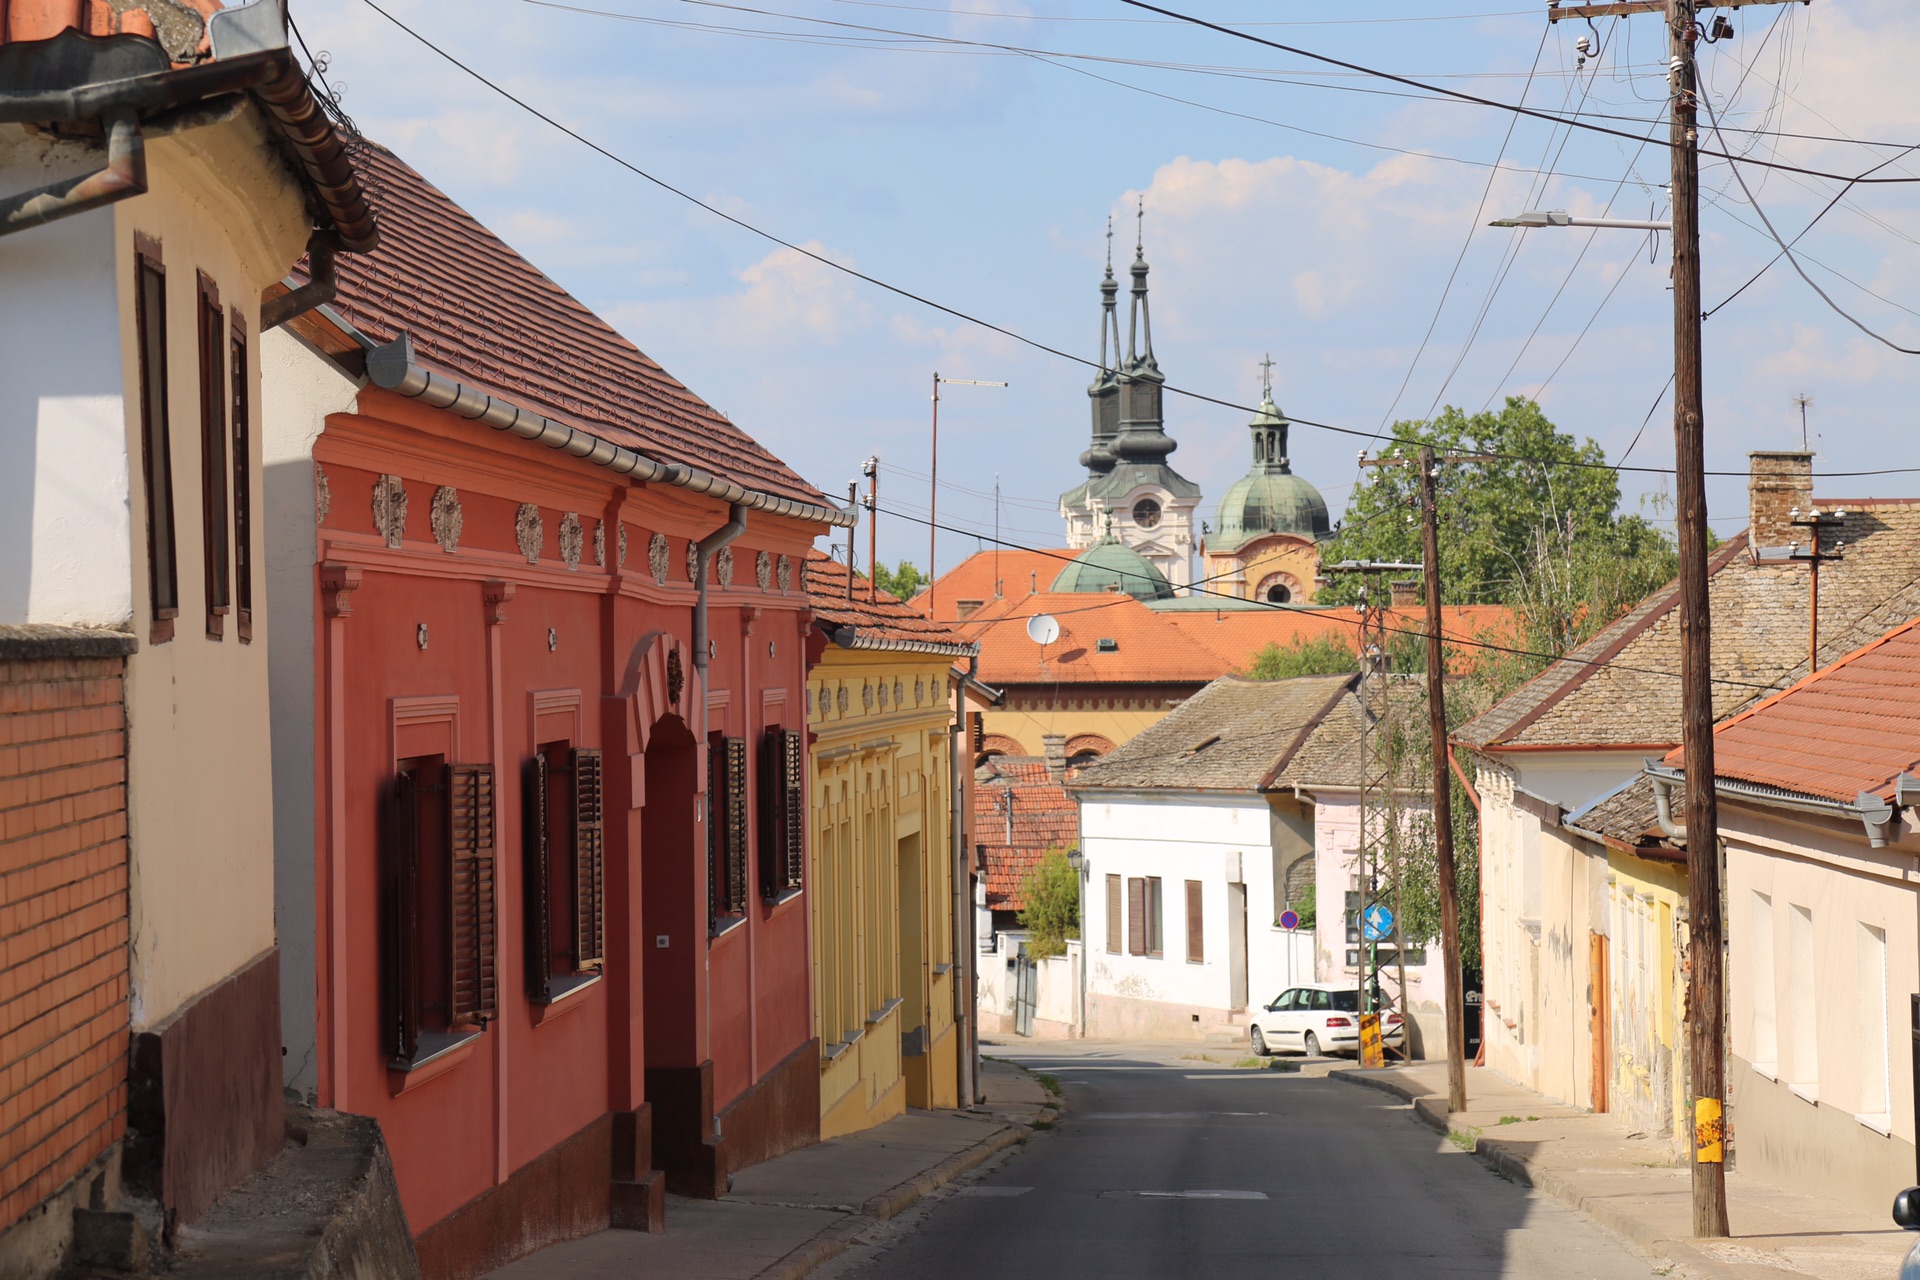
[1279,909,1300,930]
[1362,903,1394,943]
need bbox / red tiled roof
[1,1,220,56]
[974,758,1077,912]
[324,144,822,508]
[958,592,1236,685]
[917,549,1077,621]
[803,552,972,654]
[1673,614,1920,804]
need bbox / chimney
[1389,580,1421,608]
[1041,733,1068,781]
[1748,450,1814,556]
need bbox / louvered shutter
[1185,880,1204,964]
[449,763,498,1026]
[782,730,805,890]
[572,748,605,969]
[707,734,723,923]
[757,728,782,901]
[1127,877,1146,956]
[1105,875,1122,954]
[526,752,552,1000]
[725,736,749,915]
[385,771,422,1065]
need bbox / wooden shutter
[1148,877,1163,955]
[133,241,178,642]
[1186,880,1204,964]
[757,728,783,901]
[573,748,605,969]
[449,763,498,1026]
[229,312,252,643]
[196,272,230,639]
[1105,875,1122,953]
[526,752,552,1000]
[385,771,422,1065]
[707,734,723,923]
[724,736,749,915]
[969,712,984,753]
[782,730,806,890]
[1127,877,1146,956]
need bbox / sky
[290,0,1920,577]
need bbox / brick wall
[1748,450,1815,553]
[0,632,134,1231]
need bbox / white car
[1249,982,1405,1059]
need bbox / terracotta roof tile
[0,1,220,57]
[919,549,1076,622]
[957,591,1240,685]
[324,144,821,508]
[1459,502,1920,751]
[804,552,972,653]
[974,758,1077,911]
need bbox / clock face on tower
[1133,498,1162,530]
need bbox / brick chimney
[1389,580,1421,608]
[1041,734,1068,781]
[1748,451,1815,555]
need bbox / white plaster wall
[261,327,361,1098]
[110,120,311,1030]
[1510,749,1649,813]
[0,128,132,627]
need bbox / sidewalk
[486,1061,1055,1279]
[1333,1063,1914,1280]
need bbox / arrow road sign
[1362,903,1394,943]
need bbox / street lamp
[1489,209,1672,231]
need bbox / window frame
[757,726,805,904]
[132,235,178,644]
[709,733,750,932]
[1105,874,1122,954]
[229,308,252,642]
[195,272,230,640]
[1185,879,1205,964]
[525,743,606,1004]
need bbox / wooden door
[1589,930,1610,1113]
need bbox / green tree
[1241,634,1360,680]
[871,559,926,601]
[1017,849,1080,959]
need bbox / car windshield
[1328,991,1360,1012]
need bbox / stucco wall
[980,702,1167,761]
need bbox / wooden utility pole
[1789,507,1845,675]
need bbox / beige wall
[1202,537,1320,604]
[113,119,310,1029]
[1605,849,1688,1156]
[980,701,1166,759]
[1723,804,1918,1216]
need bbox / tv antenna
[1792,393,1814,450]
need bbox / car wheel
[1303,1030,1322,1058]
[1251,1027,1269,1056]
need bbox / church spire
[1125,196,1157,372]
[1249,353,1291,474]
[1114,196,1172,463]
[1080,218,1122,476]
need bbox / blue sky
[293,0,1920,575]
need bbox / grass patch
[1447,1126,1482,1152]
[1030,1118,1056,1131]
[1037,1073,1062,1097]
[1231,1056,1267,1070]
[1497,1115,1523,1126]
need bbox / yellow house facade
[804,554,973,1137]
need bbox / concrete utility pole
[1547,0,1806,1238]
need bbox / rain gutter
[829,627,976,658]
[1646,759,1901,849]
[365,335,857,529]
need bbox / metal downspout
[0,107,144,237]
[262,230,339,330]
[952,655,980,1106]
[694,505,746,1080]
[1646,761,1687,842]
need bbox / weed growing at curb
[1497,1115,1522,1126]
[1448,1126,1481,1152]
[1038,1073,1062,1097]
[1030,1118,1055,1131]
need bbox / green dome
[1050,535,1174,600]
[1212,471,1331,553]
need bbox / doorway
[641,715,699,1068]
[1228,883,1248,1011]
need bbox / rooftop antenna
[994,472,1003,598]
[1792,392,1813,450]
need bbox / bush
[1017,849,1080,959]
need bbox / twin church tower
[1055,222,1333,605]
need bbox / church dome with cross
[1199,359,1329,605]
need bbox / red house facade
[262,146,846,1277]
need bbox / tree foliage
[1017,848,1080,959]
[872,559,926,601]
[1242,634,1361,680]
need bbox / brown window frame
[132,235,178,644]
[708,733,750,930]
[525,743,606,1003]
[1105,874,1123,954]
[1127,875,1163,958]
[384,759,495,1071]
[196,272,230,640]
[229,309,252,642]
[757,726,805,902]
[1185,880,1205,964]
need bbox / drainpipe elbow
[692,504,749,674]
[1647,761,1686,842]
[262,230,340,330]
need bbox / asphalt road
[825,1040,1668,1280]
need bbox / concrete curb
[1328,1070,1727,1278]
[752,1124,1029,1280]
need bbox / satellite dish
[1026,614,1060,646]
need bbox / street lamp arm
[1490,209,1671,231]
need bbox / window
[1860,923,1890,1122]
[1750,892,1777,1072]
[1105,875,1122,953]
[1309,989,1333,1012]
[1185,880,1204,963]
[1127,876,1163,957]
[1787,903,1817,1094]
[229,312,252,642]
[384,758,496,1069]
[1269,990,1297,1011]
[709,734,749,926]
[196,273,230,640]
[133,237,178,643]
[1265,583,1291,604]
[758,727,805,901]
[1132,498,1162,529]
[525,743,605,1003]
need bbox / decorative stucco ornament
[777,555,793,593]
[818,687,830,717]
[618,524,629,568]
[715,546,734,588]
[894,679,904,707]
[756,550,772,590]
[915,678,924,705]
[594,521,607,567]
[862,682,874,711]
[430,486,462,553]
[837,687,849,714]
[686,541,700,584]
[648,533,670,585]
[314,465,331,525]
[877,681,888,708]
[372,475,408,549]
[666,649,685,707]
[515,503,543,564]
[559,512,585,571]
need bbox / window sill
[867,998,903,1027]
[1750,1061,1778,1082]
[532,972,603,1026]
[711,915,747,941]
[933,963,954,976]
[1858,1111,1894,1137]
[762,886,803,908]
[388,1028,483,1095]
[1787,1081,1819,1105]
